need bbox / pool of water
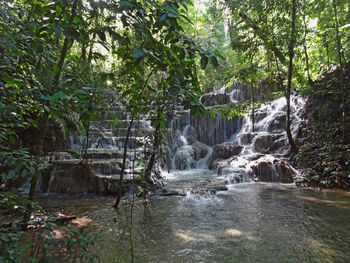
[40,171,350,263]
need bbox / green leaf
[200,56,209,69]
[160,13,167,22]
[209,55,219,68]
[73,16,80,24]
[97,31,106,42]
[56,5,63,15]
[29,167,35,175]
[132,49,145,58]
[52,64,59,74]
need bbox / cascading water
[35,81,305,195]
[166,82,305,193]
[216,95,304,183]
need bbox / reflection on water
[40,183,350,263]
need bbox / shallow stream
[40,169,350,263]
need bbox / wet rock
[211,158,224,170]
[173,146,195,170]
[200,93,230,107]
[188,138,209,161]
[210,144,243,169]
[252,134,286,154]
[194,179,228,194]
[47,152,73,161]
[265,113,286,132]
[189,113,242,146]
[274,159,296,183]
[159,189,186,196]
[237,132,256,145]
[250,159,294,183]
[42,163,108,194]
[212,144,243,159]
[161,178,228,196]
[217,167,244,183]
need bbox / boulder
[173,146,195,170]
[252,134,286,154]
[237,132,256,145]
[250,158,294,183]
[212,143,243,160]
[210,144,243,170]
[266,113,286,132]
[188,138,209,161]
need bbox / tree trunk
[144,104,164,183]
[114,116,134,209]
[23,114,50,225]
[87,32,97,65]
[332,0,346,142]
[325,37,330,70]
[302,0,312,85]
[251,83,255,132]
[286,0,298,153]
[52,0,78,91]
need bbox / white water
[169,93,305,186]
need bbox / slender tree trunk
[332,0,346,142]
[87,32,97,65]
[114,116,134,209]
[302,0,312,85]
[286,0,298,153]
[52,0,78,91]
[23,114,50,225]
[81,43,87,61]
[144,103,164,183]
[325,37,331,70]
[251,83,255,132]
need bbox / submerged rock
[161,178,228,196]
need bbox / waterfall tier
[34,82,306,194]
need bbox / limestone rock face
[188,138,209,161]
[172,138,211,170]
[200,93,230,107]
[40,163,108,194]
[173,146,196,170]
[210,144,243,169]
[213,144,243,159]
[250,159,295,183]
[252,134,286,154]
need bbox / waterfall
[168,83,305,185]
[36,82,305,194]
[212,95,305,184]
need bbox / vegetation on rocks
[296,63,350,189]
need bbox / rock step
[69,136,149,149]
[91,120,151,129]
[89,127,152,137]
[101,111,150,121]
[80,149,135,160]
[52,159,143,176]
[62,149,136,160]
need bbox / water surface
[40,172,350,263]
